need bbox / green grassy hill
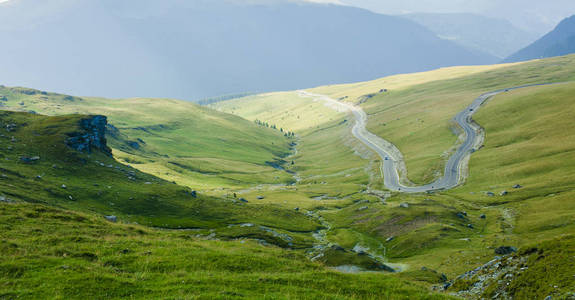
[214,55,575,298]
[2,54,575,299]
[0,111,453,299]
[331,55,575,184]
[0,111,321,244]
[323,82,575,277]
[0,86,294,191]
[0,203,453,299]
[213,91,375,198]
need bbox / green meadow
[215,55,575,297]
[0,203,453,299]
[0,87,294,191]
[2,55,575,299]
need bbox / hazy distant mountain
[402,13,538,59]
[0,0,496,100]
[335,0,575,37]
[505,15,575,63]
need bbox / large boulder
[66,115,112,156]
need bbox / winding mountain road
[300,83,554,193]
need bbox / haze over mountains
[403,13,537,59]
[330,0,575,36]
[0,0,495,100]
[505,15,575,62]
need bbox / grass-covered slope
[457,83,575,240]
[0,110,453,299]
[0,203,454,299]
[308,54,575,184]
[305,63,512,104]
[215,56,575,299]
[213,91,380,208]
[310,69,575,293]
[0,111,319,235]
[450,235,575,299]
[0,86,294,190]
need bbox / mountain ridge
[505,15,575,62]
[402,13,537,59]
[0,0,495,100]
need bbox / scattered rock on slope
[20,156,40,164]
[495,246,517,255]
[104,215,118,223]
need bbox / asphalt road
[301,83,555,193]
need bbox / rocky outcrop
[66,115,112,156]
[495,246,517,255]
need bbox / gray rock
[386,236,394,242]
[257,196,265,200]
[500,190,508,196]
[66,115,112,156]
[486,192,495,197]
[480,214,486,219]
[294,207,299,211]
[104,215,117,223]
[467,224,474,229]
[357,206,368,211]
[5,123,17,131]
[399,203,409,208]
[238,198,248,203]
[494,246,517,255]
[20,156,40,163]
[127,141,141,149]
[513,184,523,189]
[61,184,67,189]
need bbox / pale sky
[1,0,573,34]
